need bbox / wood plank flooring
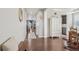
[18,37,64,51]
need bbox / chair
[2,37,18,51]
[68,26,78,48]
[69,26,77,43]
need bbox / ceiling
[24,8,78,18]
[24,8,40,16]
[46,8,75,18]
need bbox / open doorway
[26,20,38,39]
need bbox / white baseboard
[38,36,44,38]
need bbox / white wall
[44,10,48,38]
[73,12,79,32]
[66,13,72,39]
[36,11,44,37]
[47,18,50,37]
[0,8,26,45]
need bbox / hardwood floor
[18,37,64,51]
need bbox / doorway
[26,20,38,39]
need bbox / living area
[0,8,79,51]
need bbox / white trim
[38,35,44,38]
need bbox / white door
[51,16,61,37]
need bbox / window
[62,15,67,35]
[62,27,66,35]
[62,15,67,24]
